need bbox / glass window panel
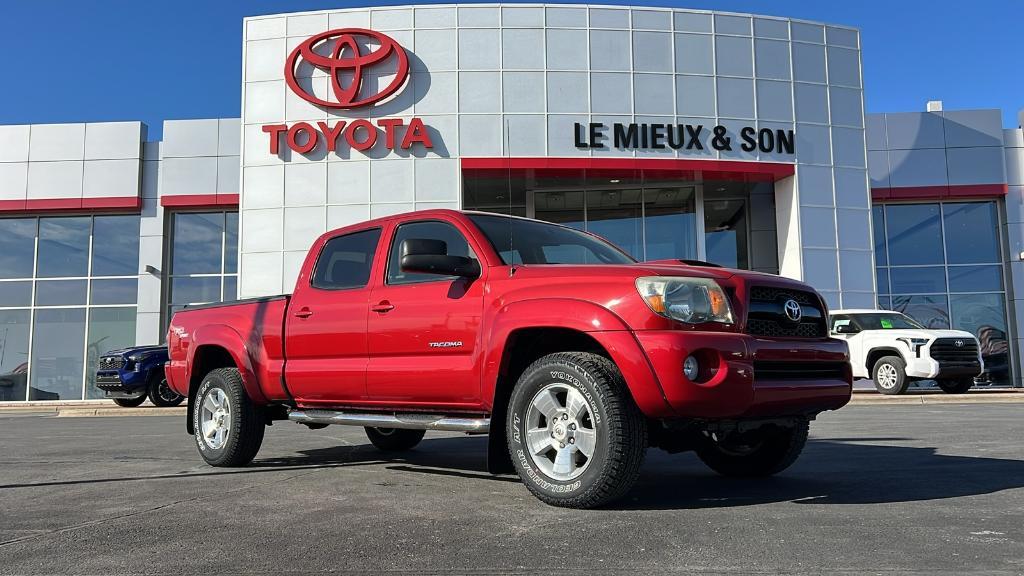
[0,218,36,279]
[889,266,946,294]
[170,277,222,305]
[534,191,584,230]
[872,205,886,266]
[224,276,237,301]
[948,265,1003,293]
[0,309,31,402]
[313,229,383,290]
[90,278,139,305]
[224,212,238,274]
[644,187,697,261]
[92,215,141,276]
[890,295,949,329]
[29,308,86,400]
[704,198,748,269]
[85,307,137,399]
[387,222,473,285]
[884,204,943,266]
[171,213,224,275]
[875,268,889,295]
[37,217,90,278]
[877,296,891,310]
[585,189,643,259]
[943,202,1000,264]
[0,281,33,307]
[950,293,1009,384]
[35,279,88,306]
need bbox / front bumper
[628,331,852,419]
[95,370,147,398]
[905,357,984,380]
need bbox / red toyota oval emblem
[284,28,410,109]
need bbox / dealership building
[1,3,1023,402]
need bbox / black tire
[364,427,426,451]
[696,420,809,477]
[192,367,265,467]
[506,351,647,509]
[113,395,146,408]
[937,378,974,394]
[872,355,909,395]
[148,373,184,407]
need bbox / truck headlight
[897,337,929,354]
[636,277,734,325]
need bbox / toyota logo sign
[954,339,964,348]
[284,28,410,109]
[783,299,803,323]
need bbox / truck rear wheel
[506,352,647,509]
[193,368,265,467]
[872,355,909,395]
[364,427,426,451]
[696,420,809,477]
[148,373,184,407]
[938,378,974,394]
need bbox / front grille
[746,286,825,339]
[98,356,125,371]
[930,338,981,368]
[754,360,848,382]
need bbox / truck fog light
[683,355,700,380]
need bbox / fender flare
[187,324,268,405]
[865,346,906,373]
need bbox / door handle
[293,307,313,319]
[371,301,395,313]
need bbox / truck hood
[509,260,814,290]
[103,345,167,357]
[859,329,977,340]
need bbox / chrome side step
[287,409,490,433]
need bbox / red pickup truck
[166,209,851,508]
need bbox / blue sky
[2,1,1021,139]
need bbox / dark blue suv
[95,345,184,407]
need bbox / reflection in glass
[875,268,889,295]
[92,216,141,276]
[0,218,36,279]
[644,187,697,261]
[872,205,886,266]
[30,308,86,400]
[0,310,30,402]
[890,295,949,329]
[170,277,222,306]
[223,276,238,301]
[533,191,584,231]
[225,213,239,274]
[585,189,642,259]
[172,213,224,275]
[885,204,943,266]
[943,202,999,264]
[950,293,1009,384]
[90,278,139,305]
[889,266,946,294]
[37,217,90,278]
[704,198,748,269]
[35,279,88,306]
[948,265,1002,293]
[85,307,138,399]
[0,281,33,307]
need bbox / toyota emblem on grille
[783,299,802,322]
[954,339,964,347]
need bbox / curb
[56,406,187,417]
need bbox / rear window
[311,228,382,290]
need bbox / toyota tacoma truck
[95,345,184,407]
[165,210,851,508]
[829,309,983,395]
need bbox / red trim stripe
[460,157,795,181]
[160,194,240,208]
[872,184,1008,201]
[0,196,142,213]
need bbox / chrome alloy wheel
[525,383,598,481]
[200,388,231,450]
[157,379,179,403]
[876,363,899,389]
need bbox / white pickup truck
[829,309,983,395]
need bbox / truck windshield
[468,214,636,265]
[851,313,925,330]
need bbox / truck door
[366,219,485,408]
[830,314,866,378]
[284,227,383,405]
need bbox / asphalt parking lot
[1,404,1023,575]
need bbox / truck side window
[311,228,382,290]
[387,221,476,285]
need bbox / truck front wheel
[113,395,146,408]
[696,420,809,477]
[506,352,647,509]
[872,355,909,395]
[193,368,265,467]
[937,378,974,394]
[148,373,185,407]
[364,427,426,451]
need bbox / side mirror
[399,238,480,279]
[833,324,859,335]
